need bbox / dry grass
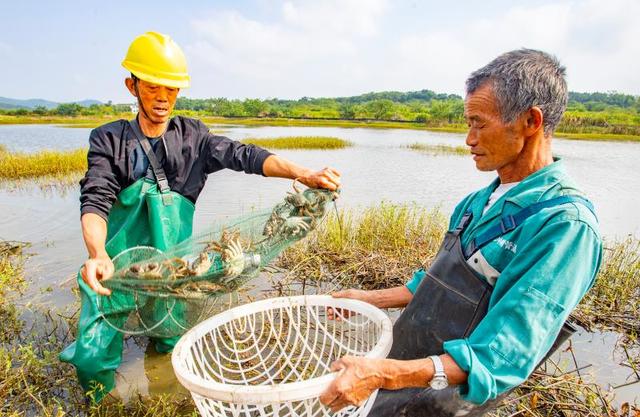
[406,142,469,156]
[0,147,87,180]
[278,202,447,291]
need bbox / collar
[470,158,567,230]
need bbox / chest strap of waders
[129,119,173,205]
[463,195,596,258]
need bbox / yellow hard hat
[122,31,190,88]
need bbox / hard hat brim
[122,60,190,89]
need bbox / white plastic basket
[172,295,393,417]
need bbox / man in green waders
[320,50,602,416]
[59,31,341,402]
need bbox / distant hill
[0,97,102,110]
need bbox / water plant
[406,142,469,156]
[0,147,87,180]
[241,136,352,150]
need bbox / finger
[330,359,346,372]
[316,177,338,191]
[322,170,341,187]
[324,167,342,178]
[331,290,350,298]
[101,260,115,280]
[319,386,340,406]
[329,398,351,413]
[87,262,111,296]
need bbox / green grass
[0,114,128,126]
[241,136,352,150]
[555,132,640,142]
[406,142,469,156]
[0,147,87,180]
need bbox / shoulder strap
[463,195,596,258]
[129,119,173,205]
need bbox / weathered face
[464,83,525,172]
[126,78,179,124]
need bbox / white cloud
[185,0,640,99]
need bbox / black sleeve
[199,121,273,176]
[79,128,121,220]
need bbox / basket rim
[171,294,393,404]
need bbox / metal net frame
[97,184,338,338]
[172,295,393,417]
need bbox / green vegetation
[0,147,87,180]
[278,203,448,290]
[2,90,639,141]
[241,136,351,150]
[1,198,639,414]
[406,142,469,156]
[573,238,640,342]
[280,204,640,344]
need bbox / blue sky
[1,0,638,103]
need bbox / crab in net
[262,179,339,242]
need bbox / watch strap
[429,355,446,377]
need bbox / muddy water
[0,124,638,405]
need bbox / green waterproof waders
[59,121,195,402]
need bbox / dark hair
[466,49,568,135]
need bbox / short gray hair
[466,49,568,135]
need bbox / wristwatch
[428,355,449,390]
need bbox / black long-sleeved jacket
[80,116,272,220]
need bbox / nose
[465,128,477,148]
[156,87,169,102]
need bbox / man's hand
[328,289,377,320]
[81,255,114,296]
[320,356,386,412]
[297,167,341,191]
[328,286,414,320]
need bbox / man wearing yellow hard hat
[59,31,341,402]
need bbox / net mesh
[97,184,338,338]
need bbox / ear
[125,77,137,97]
[523,106,544,136]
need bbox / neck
[137,112,168,137]
[497,134,553,183]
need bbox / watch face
[430,377,449,390]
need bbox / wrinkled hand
[81,255,114,296]
[298,167,341,191]
[327,289,376,320]
[320,356,385,412]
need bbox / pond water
[0,124,638,405]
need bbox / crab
[282,216,312,238]
[200,228,248,278]
[284,180,319,218]
[189,252,212,276]
[127,261,164,280]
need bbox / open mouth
[152,106,168,115]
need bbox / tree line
[1,90,638,131]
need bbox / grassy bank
[280,204,640,345]
[406,142,469,156]
[241,136,351,150]
[0,146,87,190]
[2,195,639,415]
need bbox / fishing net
[97,183,338,338]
